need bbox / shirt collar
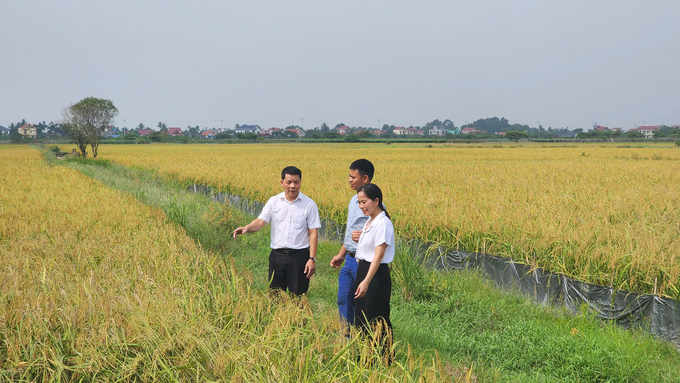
[365,211,386,230]
[279,191,302,203]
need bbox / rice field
[89,142,680,297]
[0,145,455,381]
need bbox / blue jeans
[338,255,358,324]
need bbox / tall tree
[62,97,118,158]
[505,131,529,142]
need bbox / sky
[1,0,678,131]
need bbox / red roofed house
[637,125,660,139]
[461,127,477,134]
[416,130,424,135]
[594,125,609,131]
[201,130,215,139]
[137,129,154,136]
[337,125,350,135]
[393,126,407,135]
[18,124,37,138]
[286,128,305,138]
[167,127,183,136]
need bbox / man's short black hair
[349,159,374,181]
[281,166,302,180]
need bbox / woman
[354,183,394,359]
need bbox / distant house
[0,126,9,135]
[416,130,424,135]
[266,127,281,135]
[337,125,350,135]
[374,130,384,136]
[637,125,660,139]
[447,129,461,135]
[137,129,154,136]
[286,128,305,137]
[18,124,37,138]
[167,127,183,136]
[103,126,121,138]
[235,125,261,134]
[393,127,408,135]
[201,130,215,139]
[461,127,477,134]
[594,125,609,131]
[496,132,506,136]
[429,127,446,136]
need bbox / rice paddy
[89,142,680,297]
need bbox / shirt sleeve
[350,215,369,232]
[373,220,393,247]
[257,197,274,223]
[307,201,322,230]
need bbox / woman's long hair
[358,183,390,220]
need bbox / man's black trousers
[269,247,310,296]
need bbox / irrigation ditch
[189,183,680,349]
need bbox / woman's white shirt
[355,211,395,264]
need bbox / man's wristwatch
[309,257,316,262]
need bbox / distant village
[2,118,679,142]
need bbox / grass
[35,148,680,382]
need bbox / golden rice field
[91,143,680,297]
[0,145,453,381]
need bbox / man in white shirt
[233,166,321,295]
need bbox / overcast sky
[2,0,678,130]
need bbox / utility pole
[301,117,304,129]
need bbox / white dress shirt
[258,191,321,249]
[356,211,395,264]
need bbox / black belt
[347,251,355,258]
[273,248,309,256]
[358,259,390,266]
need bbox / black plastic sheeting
[189,184,680,349]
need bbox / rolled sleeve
[373,224,389,247]
[257,197,274,223]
